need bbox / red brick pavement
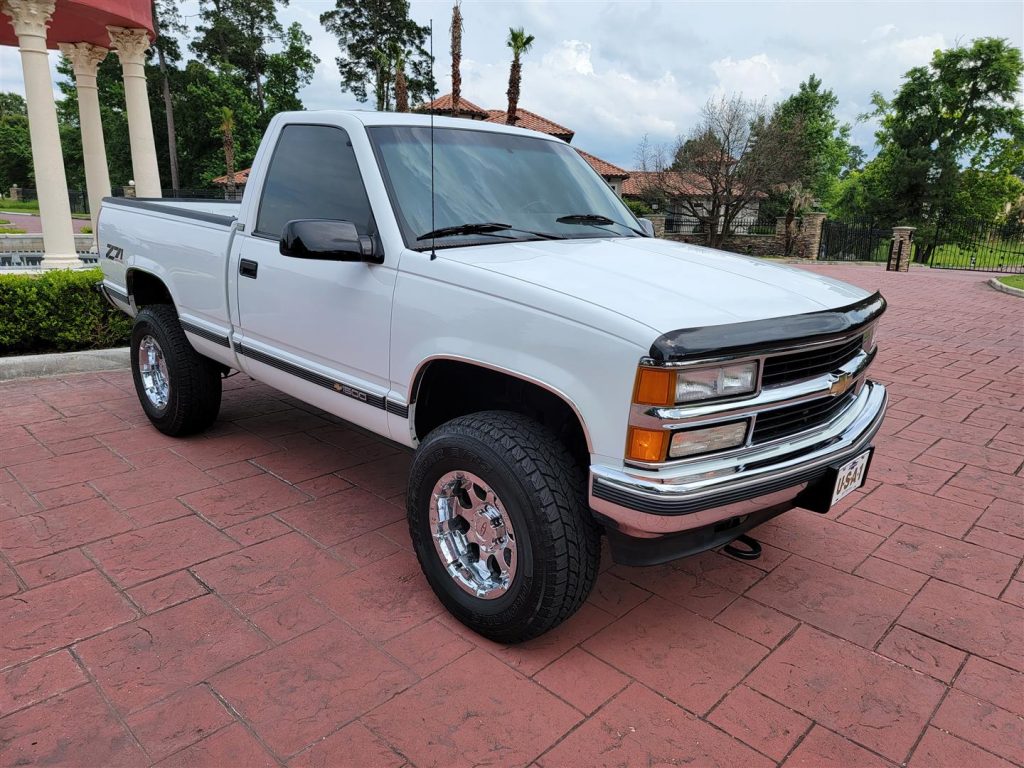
[1,264,1022,767]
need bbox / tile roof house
[414,93,490,120]
[483,108,575,143]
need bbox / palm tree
[505,27,535,126]
[394,49,409,112]
[220,107,236,200]
[450,1,463,117]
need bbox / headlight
[634,361,759,406]
[669,421,749,458]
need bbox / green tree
[193,0,315,117]
[321,0,433,111]
[262,23,319,114]
[773,74,857,210]
[0,93,32,189]
[505,27,535,126]
[152,0,186,190]
[861,37,1024,224]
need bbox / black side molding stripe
[649,292,887,363]
[180,320,231,348]
[235,342,389,410]
[386,400,409,418]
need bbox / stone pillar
[1,0,79,267]
[59,43,110,239]
[646,212,667,238]
[108,27,161,198]
[800,212,826,260]
[888,226,915,272]
[8,185,22,201]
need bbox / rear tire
[407,410,599,643]
[130,305,222,436]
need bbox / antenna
[429,19,437,260]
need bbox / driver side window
[255,124,374,239]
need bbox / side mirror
[279,219,382,263]
[638,218,656,238]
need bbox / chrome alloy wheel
[137,334,170,410]
[429,471,518,599]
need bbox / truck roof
[275,109,565,143]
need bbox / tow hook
[723,534,762,561]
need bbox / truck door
[233,123,395,434]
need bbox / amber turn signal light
[626,427,669,462]
[634,368,674,406]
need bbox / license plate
[831,450,871,505]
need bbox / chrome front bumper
[589,380,887,538]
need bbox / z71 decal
[104,243,124,261]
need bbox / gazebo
[0,0,161,268]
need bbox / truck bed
[97,196,242,368]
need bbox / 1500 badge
[104,244,124,261]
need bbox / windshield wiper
[556,214,646,237]
[416,222,563,242]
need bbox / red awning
[0,0,154,49]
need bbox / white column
[108,26,161,198]
[58,42,110,240]
[1,0,79,267]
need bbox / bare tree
[633,134,677,204]
[649,95,804,248]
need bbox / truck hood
[440,237,871,334]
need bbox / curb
[0,347,129,382]
[987,277,1024,298]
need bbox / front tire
[130,305,222,436]
[408,411,599,643]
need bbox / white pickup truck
[98,110,887,642]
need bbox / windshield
[367,125,641,249]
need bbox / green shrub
[0,226,26,234]
[624,198,652,217]
[80,226,93,234]
[0,268,132,355]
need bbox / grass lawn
[997,275,1024,290]
[0,200,90,218]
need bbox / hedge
[0,268,132,356]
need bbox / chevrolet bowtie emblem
[829,372,854,397]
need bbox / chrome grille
[752,392,857,444]
[761,335,864,387]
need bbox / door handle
[239,258,258,278]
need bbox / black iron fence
[9,187,226,215]
[7,188,90,214]
[819,220,890,262]
[912,219,1024,273]
[664,211,776,236]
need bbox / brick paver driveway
[1,265,1022,767]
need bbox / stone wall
[662,232,784,257]
[645,212,827,259]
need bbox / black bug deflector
[647,292,887,363]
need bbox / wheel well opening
[413,360,590,468]
[127,270,174,308]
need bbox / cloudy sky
[2,1,1022,169]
